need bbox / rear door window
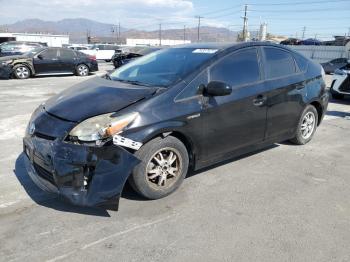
[59,49,76,59]
[293,52,309,72]
[263,47,297,79]
[210,48,261,88]
[39,49,58,59]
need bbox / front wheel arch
[136,128,197,170]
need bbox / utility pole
[183,25,186,43]
[118,22,121,38]
[195,16,203,42]
[241,4,248,42]
[159,23,162,46]
[302,26,306,40]
[348,27,350,37]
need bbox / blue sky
[0,0,349,39]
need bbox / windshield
[23,47,46,57]
[109,48,218,87]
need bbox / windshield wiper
[113,78,155,87]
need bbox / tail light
[88,55,96,61]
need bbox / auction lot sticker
[192,49,218,54]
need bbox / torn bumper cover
[23,136,140,210]
[0,65,12,79]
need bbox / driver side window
[176,69,208,101]
[210,48,261,87]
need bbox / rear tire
[290,105,318,145]
[76,64,89,76]
[129,136,189,200]
[13,64,31,79]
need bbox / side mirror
[37,54,44,60]
[204,81,232,96]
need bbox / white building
[126,38,191,46]
[0,33,69,47]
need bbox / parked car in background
[23,42,328,210]
[68,45,89,51]
[112,46,162,68]
[321,58,348,74]
[330,62,350,99]
[0,47,98,79]
[0,41,46,57]
[280,38,301,45]
[300,38,322,46]
[81,44,120,61]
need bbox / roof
[172,41,282,50]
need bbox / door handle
[253,95,267,107]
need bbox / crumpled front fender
[24,136,140,210]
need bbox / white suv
[330,60,350,99]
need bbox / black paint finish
[24,42,329,210]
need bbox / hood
[44,77,157,122]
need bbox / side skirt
[194,133,293,171]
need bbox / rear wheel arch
[76,63,90,76]
[309,101,323,126]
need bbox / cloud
[0,0,194,28]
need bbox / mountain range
[0,18,242,43]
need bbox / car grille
[339,75,350,92]
[33,162,56,186]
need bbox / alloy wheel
[300,112,316,139]
[15,66,30,79]
[146,148,182,189]
[78,65,88,76]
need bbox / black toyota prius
[23,42,329,210]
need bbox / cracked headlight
[69,112,138,142]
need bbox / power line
[195,16,203,42]
[250,7,350,13]
[302,26,306,40]
[199,4,242,16]
[205,10,242,20]
[242,4,248,42]
[248,0,350,6]
[159,23,162,46]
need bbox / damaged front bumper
[0,65,12,79]
[23,135,140,210]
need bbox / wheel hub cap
[146,148,181,188]
[16,67,29,78]
[301,112,315,139]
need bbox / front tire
[129,136,189,200]
[76,64,89,76]
[13,64,31,79]
[290,105,318,145]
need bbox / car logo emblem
[29,122,35,136]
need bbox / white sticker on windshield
[192,49,218,54]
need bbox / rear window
[293,52,309,72]
[263,47,297,79]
